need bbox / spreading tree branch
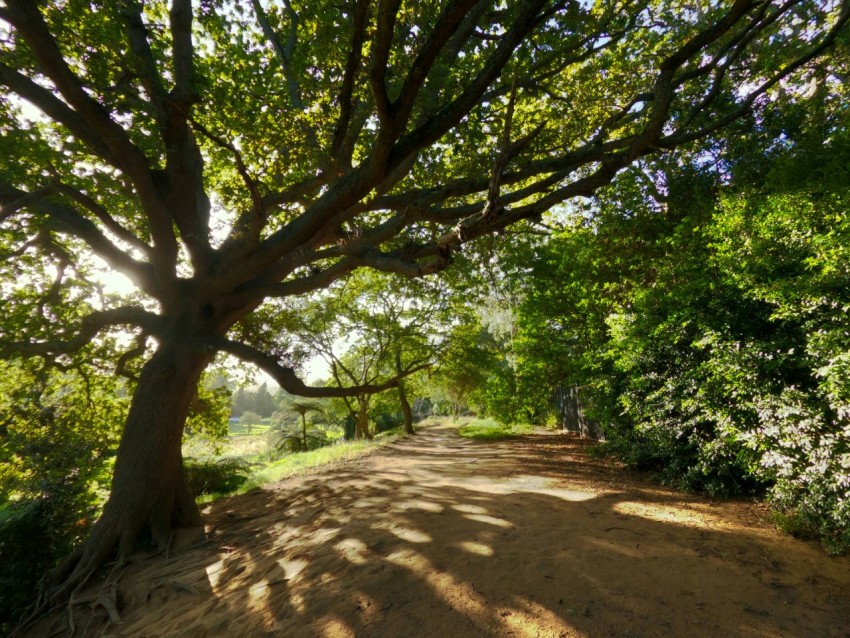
[0,182,159,295]
[330,0,370,167]
[4,0,178,266]
[251,0,303,109]
[211,337,428,398]
[1,307,163,359]
[121,0,169,127]
[54,183,154,257]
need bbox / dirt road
[33,422,850,637]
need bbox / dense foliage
[466,115,850,552]
[0,0,848,623]
[0,359,125,633]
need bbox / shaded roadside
[27,422,850,637]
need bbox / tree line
[450,60,850,554]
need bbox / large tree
[0,0,846,606]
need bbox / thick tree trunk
[38,338,212,608]
[398,381,414,435]
[354,397,372,440]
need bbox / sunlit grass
[243,439,389,489]
[196,436,400,505]
[227,422,271,436]
[457,418,533,441]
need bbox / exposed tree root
[15,503,206,636]
[43,560,126,637]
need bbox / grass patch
[457,418,533,441]
[227,422,271,436]
[243,440,382,489]
[375,425,405,438]
[195,435,400,505]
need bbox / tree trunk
[354,397,372,440]
[395,352,414,435]
[398,381,414,435]
[39,338,212,608]
[301,412,308,450]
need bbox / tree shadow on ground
[28,424,850,637]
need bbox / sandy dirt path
[31,421,850,637]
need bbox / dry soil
[28,421,850,637]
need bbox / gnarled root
[15,496,204,635]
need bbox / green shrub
[275,430,331,453]
[373,410,402,433]
[0,495,96,633]
[0,361,122,633]
[375,425,404,439]
[458,418,532,441]
[184,458,251,496]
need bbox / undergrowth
[192,435,401,505]
[457,418,533,441]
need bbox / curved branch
[370,0,402,124]
[392,0,481,128]
[55,182,153,256]
[121,0,169,126]
[389,0,548,164]
[0,61,112,161]
[1,307,163,359]
[0,181,159,296]
[330,0,370,165]
[114,332,149,381]
[4,0,177,261]
[342,151,638,280]
[251,0,303,109]
[0,182,60,223]
[253,257,358,298]
[212,337,428,398]
[191,118,262,214]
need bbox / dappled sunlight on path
[30,422,850,637]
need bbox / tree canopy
[1,0,848,616]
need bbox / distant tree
[431,320,498,419]
[289,272,445,437]
[238,410,262,436]
[231,387,250,418]
[360,274,452,434]
[254,382,276,418]
[273,399,328,451]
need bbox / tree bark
[395,352,415,435]
[398,381,414,435]
[354,397,372,440]
[39,337,212,608]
